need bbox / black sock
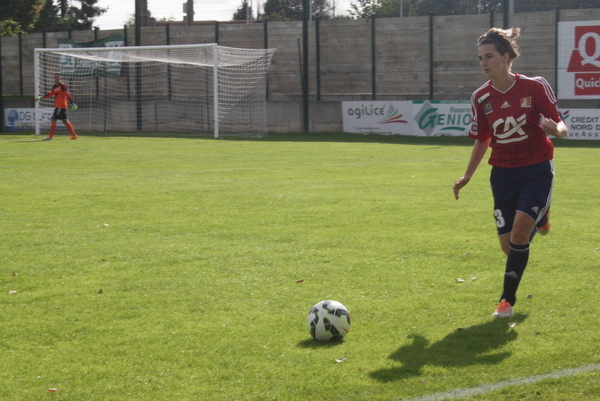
[500,242,530,306]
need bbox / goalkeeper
[35,73,79,140]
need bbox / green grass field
[1,132,598,400]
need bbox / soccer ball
[306,300,351,342]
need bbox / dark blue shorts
[52,108,67,120]
[490,160,554,236]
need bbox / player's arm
[453,138,491,200]
[542,118,568,139]
[35,91,52,101]
[536,78,567,139]
[62,83,77,109]
[63,84,75,104]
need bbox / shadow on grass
[370,314,528,382]
[297,338,346,349]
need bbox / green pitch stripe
[400,363,600,401]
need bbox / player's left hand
[453,176,471,200]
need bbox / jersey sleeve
[533,76,561,122]
[468,91,491,141]
[61,83,75,103]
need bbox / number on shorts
[494,209,506,228]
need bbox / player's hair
[478,27,521,63]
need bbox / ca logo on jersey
[492,114,528,144]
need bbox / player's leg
[491,165,517,256]
[45,118,57,140]
[492,206,523,318]
[490,168,519,317]
[529,161,554,239]
[45,109,62,140]
[494,161,554,316]
[537,209,550,235]
[498,211,535,308]
[63,118,78,139]
[498,233,510,256]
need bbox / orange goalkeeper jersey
[43,82,74,109]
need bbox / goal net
[34,44,276,138]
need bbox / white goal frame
[34,43,275,138]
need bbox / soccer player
[453,27,567,318]
[35,73,78,140]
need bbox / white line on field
[398,363,600,401]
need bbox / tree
[348,0,417,18]
[1,0,106,35]
[69,0,107,30]
[233,0,250,21]
[513,0,600,12]
[1,0,46,35]
[348,0,600,19]
[263,0,334,21]
[348,0,379,18]
[33,0,74,32]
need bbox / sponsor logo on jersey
[484,101,493,115]
[492,114,528,144]
[520,97,532,108]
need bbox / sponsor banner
[560,108,600,140]
[58,35,124,78]
[558,21,600,99]
[342,101,600,140]
[342,100,471,136]
[412,100,471,136]
[4,108,59,131]
[342,101,414,135]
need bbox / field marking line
[399,363,600,401]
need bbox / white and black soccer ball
[306,300,351,342]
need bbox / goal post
[34,44,276,138]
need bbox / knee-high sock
[65,122,77,137]
[500,242,530,306]
[49,121,57,137]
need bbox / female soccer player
[36,73,78,140]
[453,27,567,318]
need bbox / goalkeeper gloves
[35,96,42,101]
[70,103,78,111]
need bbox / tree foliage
[233,0,252,21]
[34,0,74,32]
[1,0,46,35]
[263,0,334,21]
[348,0,600,19]
[1,0,106,36]
[69,0,106,30]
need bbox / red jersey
[43,81,74,109]
[469,74,562,168]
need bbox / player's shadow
[370,314,527,382]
